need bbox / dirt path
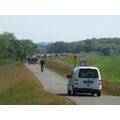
[25,64,120,105]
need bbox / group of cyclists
[26,55,45,73]
[26,53,72,73]
[27,56,38,64]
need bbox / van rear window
[79,69,98,78]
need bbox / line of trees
[0,32,38,66]
[44,38,120,56]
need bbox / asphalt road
[25,64,120,105]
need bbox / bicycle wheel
[41,66,43,72]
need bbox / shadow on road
[57,93,96,97]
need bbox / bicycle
[41,65,44,72]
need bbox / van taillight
[75,79,78,84]
[99,80,102,85]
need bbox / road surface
[25,64,120,105]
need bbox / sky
[0,15,120,43]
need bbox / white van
[67,67,102,96]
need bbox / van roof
[74,66,99,71]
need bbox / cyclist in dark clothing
[40,58,45,72]
[35,56,38,64]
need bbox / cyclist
[40,58,45,72]
[35,56,38,64]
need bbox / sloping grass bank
[46,54,120,96]
[0,63,72,105]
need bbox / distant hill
[37,42,51,46]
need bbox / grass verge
[0,63,72,105]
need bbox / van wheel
[67,89,71,95]
[73,92,76,96]
[97,92,101,97]
[72,87,76,96]
[91,93,95,96]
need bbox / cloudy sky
[0,15,120,43]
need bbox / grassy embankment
[0,63,72,105]
[46,53,120,96]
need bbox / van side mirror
[67,75,71,78]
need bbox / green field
[46,53,120,96]
[0,63,72,105]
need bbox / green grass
[0,63,72,105]
[0,58,17,68]
[46,53,120,96]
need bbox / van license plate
[84,81,94,84]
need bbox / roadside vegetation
[46,53,120,96]
[0,32,38,67]
[0,63,72,105]
[0,32,73,105]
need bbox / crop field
[46,53,120,96]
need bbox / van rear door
[77,68,99,89]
